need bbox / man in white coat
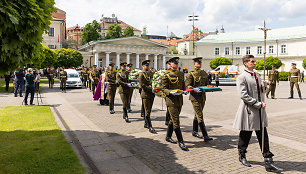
[233,55,282,172]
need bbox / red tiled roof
[101,20,141,32]
[67,25,83,32]
[150,39,184,46]
[177,32,209,43]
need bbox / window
[281,45,286,54]
[235,47,240,55]
[214,48,220,55]
[269,45,274,54]
[48,45,55,49]
[48,28,54,37]
[225,47,230,55]
[257,46,262,54]
[246,47,251,55]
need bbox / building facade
[196,26,306,72]
[42,7,66,49]
[79,36,169,69]
[66,24,83,49]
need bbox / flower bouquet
[128,69,142,88]
[152,70,167,98]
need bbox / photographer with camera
[24,68,36,105]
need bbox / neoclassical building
[79,36,169,69]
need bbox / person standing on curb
[266,65,279,99]
[24,68,36,105]
[288,63,302,100]
[215,72,220,87]
[139,60,156,134]
[106,63,117,114]
[185,57,213,142]
[4,73,11,92]
[116,62,132,123]
[233,55,283,172]
[14,69,25,97]
[59,68,67,93]
[162,57,188,151]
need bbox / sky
[55,0,306,37]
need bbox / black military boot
[264,158,283,172]
[174,128,189,151]
[147,116,157,134]
[165,110,170,126]
[127,107,132,113]
[239,153,251,167]
[123,108,130,123]
[165,123,176,144]
[192,119,203,139]
[298,91,303,100]
[110,109,115,114]
[199,121,213,142]
[288,91,294,99]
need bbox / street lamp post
[188,12,199,56]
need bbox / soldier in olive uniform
[106,63,117,114]
[88,67,92,91]
[165,60,172,126]
[47,66,55,88]
[266,65,279,99]
[59,68,67,93]
[116,62,132,123]
[139,60,156,133]
[83,67,89,88]
[127,63,134,112]
[90,65,99,95]
[288,63,302,100]
[162,57,188,151]
[186,57,213,142]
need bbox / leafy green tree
[255,56,282,70]
[81,20,101,44]
[303,59,306,70]
[106,24,122,39]
[30,45,57,69]
[123,26,134,37]
[0,0,55,74]
[55,48,83,68]
[209,57,232,69]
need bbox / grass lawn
[0,106,86,174]
[0,77,59,93]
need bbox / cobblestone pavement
[1,82,306,173]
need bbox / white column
[154,54,158,70]
[106,52,111,67]
[162,55,166,70]
[145,54,149,60]
[116,53,120,69]
[126,53,131,64]
[136,54,140,69]
[95,52,99,66]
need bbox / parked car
[65,69,82,88]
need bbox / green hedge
[279,71,289,81]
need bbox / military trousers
[107,84,117,110]
[119,93,129,108]
[142,97,155,117]
[88,79,92,90]
[290,81,300,93]
[60,80,66,91]
[127,87,134,109]
[48,77,54,88]
[83,77,88,87]
[191,100,206,123]
[266,84,276,98]
[92,80,98,95]
[168,105,182,129]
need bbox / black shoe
[141,113,144,117]
[192,131,203,139]
[239,154,251,167]
[178,141,189,151]
[25,103,28,105]
[204,136,213,142]
[265,158,283,172]
[266,95,269,99]
[149,127,157,134]
[124,116,131,123]
[144,123,148,128]
[30,103,35,105]
[165,137,177,144]
[110,110,115,114]
[199,121,213,142]
[14,95,17,97]
[20,95,23,97]
[127,108,132,113]
[288,96,293,99]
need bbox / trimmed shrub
[279,71,289,81]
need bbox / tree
[55,48,83,68]
[0,0,55,74]
[141,26,148,39]
[209,57,232,69]
[303,59,306,70]
[62,39,78,49]
[255,56,282,70]
[106,24,122,39]
[81,20,101,44]
[123,26,134,37]
[30,45,57,69]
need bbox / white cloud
[55,0,306,36]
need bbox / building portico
[79,36,169,69]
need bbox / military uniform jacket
[289,68,301,82]
[90,70,100,82]
[139,70,154,99]
[116,69,129,94]
[59,71,67,81]
[268,70,279,84]
[162,70,185,107]
[83,70,89,79]
[185,69,208,102]
[48,69,55,78]
[106,70,117,85]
